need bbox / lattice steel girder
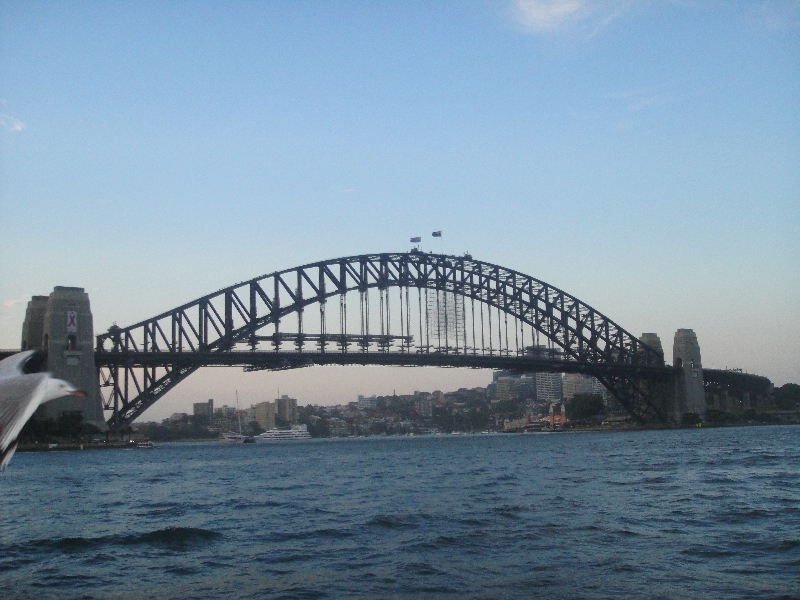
[97,350,674,374]
[96,252,668,426]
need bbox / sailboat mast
[236,390,243,435]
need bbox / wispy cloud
[2,296,27,309]
[0,296,27,320]
[0,114,26,132]
[510,0,635,34]
[603,87,673,112]
[594,85,674,130]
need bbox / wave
[407,535,458,551]
[6,527,222,556]
[366,514,432,529]
[269,528,353,542]
[680,546,736,558]
[492,505,525,519]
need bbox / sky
[1,0,798,421]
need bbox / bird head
[43,378,87,403]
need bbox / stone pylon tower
[21,287,106,429]
[639,333,664,361]
[672,329,706,421]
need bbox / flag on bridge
[432,231,442,237]
[410,236,422,243]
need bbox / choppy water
[2,426,799,599]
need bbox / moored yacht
[222,390,256,443]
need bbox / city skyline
[1,1,797,422]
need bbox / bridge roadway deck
[0,349,771,394]
[94,350,676,378]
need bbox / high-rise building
[414,396,433,417]
[213,405,238,431]
[357,394,377,410]
[493,377,518,403]
[193,399,214,417]
[534,372,562,403]
[255,401,277,430]
[562,374,605,400]
[276,395,298,423]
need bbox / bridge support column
[633,333,673,421]
[671,329,705,422]
[21,287,106,430]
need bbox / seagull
[0,350,86,471]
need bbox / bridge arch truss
[96,252,669,427]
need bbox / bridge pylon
[21,287,106,430]
[671,328,706,422]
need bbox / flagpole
[431,231,443,255]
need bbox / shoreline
[17,441,135,453]
[15,420,799,452]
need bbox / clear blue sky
[1,1,798,420]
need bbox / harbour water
[2,426,799,599]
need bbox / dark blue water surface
[2,426,799,599]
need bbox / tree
[19,414,58,443]
[57,410,85,438]
[432,406,453,433]
[247,420,265,436]
[467,407,489,432]
[775,383,800,410]
[681,412,702,426]
[298,404,330,437]
[566,394,605,421]
[492,398,525,419]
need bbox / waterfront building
[503,417,528,431]
[549,402,567,427]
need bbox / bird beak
[70,390,88,397]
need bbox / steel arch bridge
[96,252,674,429]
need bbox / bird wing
[0,350,37,380]
[0,373,48,455]
[0,439,20,472]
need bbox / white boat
[136,441,156,448]
[257,424,311,441]
[222,432,245,443]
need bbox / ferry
[257,424,311,441]
[136,441,156,449]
